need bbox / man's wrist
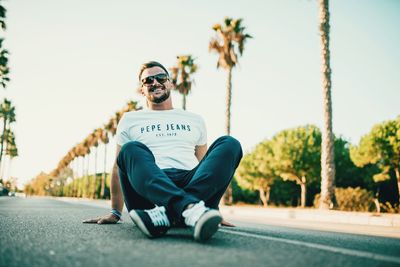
[110,209,122,220]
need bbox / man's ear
[165,79,174,90]
[137,86,144,95]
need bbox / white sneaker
[182,201,222,242]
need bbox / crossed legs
[117,136,243,220]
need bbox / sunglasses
[141,73,169,86]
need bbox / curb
[220,206,400,227]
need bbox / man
[84,61,242,242]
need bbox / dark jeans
[116,136,243,220]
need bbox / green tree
[350,117,400,208]
[271,125,322,208]
[24,172,52,196]
[318,0,336,210]
[170,55,198,110]
[50,167,73,197]
[334,136,376,190]
[236,140,277,207]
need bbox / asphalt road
[1,197,399,267]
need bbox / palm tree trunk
[0,118,7,166]
[395,168,400,210]
[7,157,13,180]
[221,67,234,205]
[100,143,107,198]
[79,156,85,197]
[73,158,77,179]
[226,67,232,136]
[81,156,85,179]
[0,155,6,178]
[259,186,270,207]
[86,154,90,177]
[182,94,186,110]
[74,158,79,197]
[319,0,336,210]
[300,176,307,208]
[84,155,90,198]
[93,146,98,199]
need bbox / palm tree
[170,55,198,110]
[209,17,252,204]
[122,100,139,113]
[0,3,10,89]
[318,0,336,210]
[209,17,252,135]
[0,99,15,166]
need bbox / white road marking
[220,229,400,265]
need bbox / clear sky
[1,0,399,188]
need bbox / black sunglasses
[141,73,169,86]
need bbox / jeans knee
[117,141,145,165]
[216,135,243,159]
[120,141,143,154]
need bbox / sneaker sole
[129,210,153,238]
[193,210,222,242]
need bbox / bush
[269,179,300,207]
[380,201,399,213]
[232,177,259,204]
[314,187,375,212]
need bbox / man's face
[140,67,173,104]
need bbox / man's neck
[147,100,174,111]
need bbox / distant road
[1,197,400,267]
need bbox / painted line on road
[220,229,400,265]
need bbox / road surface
[1,197,399,267]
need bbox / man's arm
[83,145,124,224]
[110,145,124,212]
[195,144,207,162]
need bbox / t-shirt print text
[140,123,192,137]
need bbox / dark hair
[138,61,169,81]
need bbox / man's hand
[221,218,235,227]
[82,214,120,224]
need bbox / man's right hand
[82,214,120,224]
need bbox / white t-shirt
[116,108,207,170]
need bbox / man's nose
[148,79,159,86]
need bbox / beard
[147,85,171,104]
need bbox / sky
[1,0,399,188]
